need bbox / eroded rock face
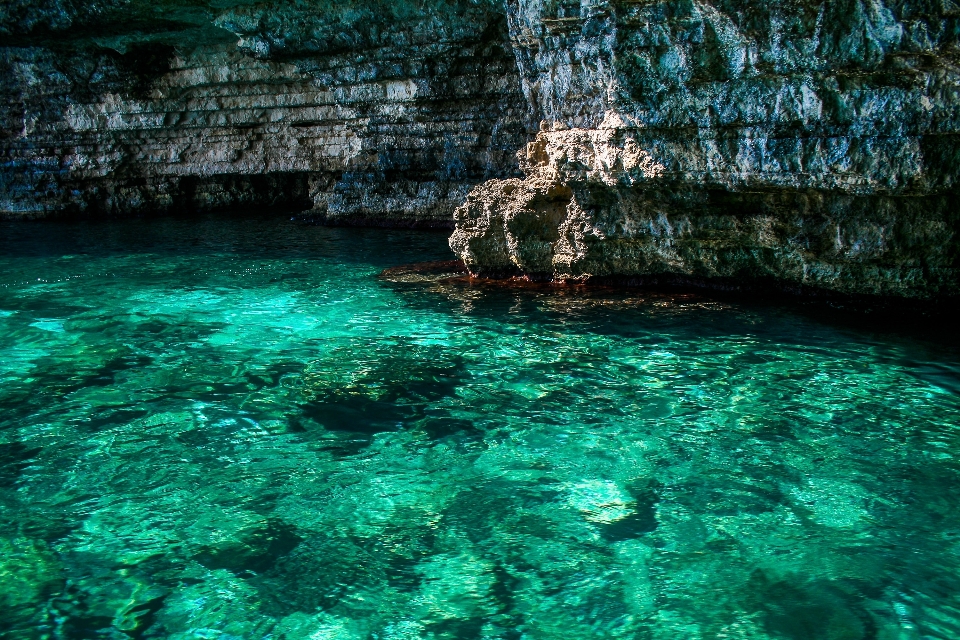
[451,0,960,298]
[0,0,528,223]
[2,0,959,298]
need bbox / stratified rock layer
[2,0,959,298]
[1,0,528,224]
[451,0,960,298]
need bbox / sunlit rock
[451,0,960,298]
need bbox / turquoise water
[1,215,960,640]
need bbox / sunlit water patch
[1,215,959,639]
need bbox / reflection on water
[1,214,959,639]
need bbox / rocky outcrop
[2,0,959,298]
[0,0,528,224]
[452,0,960,298]
[450,115,959,298]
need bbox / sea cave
[1,0,959,638]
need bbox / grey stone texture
[453,0,960,298]
[0,0,528,224]
[2,0,958,297]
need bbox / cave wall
[2,0,959,298]
[0,0,529,224]
[451,0,960,298]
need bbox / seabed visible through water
[1,213,959,639]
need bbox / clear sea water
[1,214,959,640]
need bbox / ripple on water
[0,215,959,639]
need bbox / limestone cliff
[0,0,528,224]
[452,0,960,298]
[2,0,959,298]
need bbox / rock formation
[0,0,528,224]
[2,0,959,297]
[452,0,960,298]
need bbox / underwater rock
[0,537,64,634]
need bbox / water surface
[1,214,959,639]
